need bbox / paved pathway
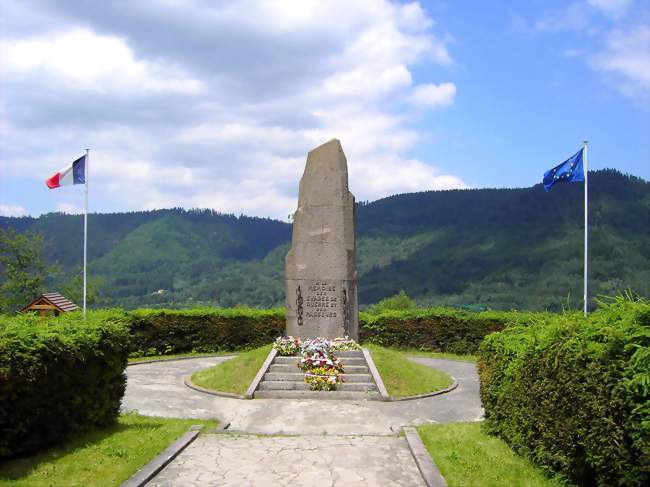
[124,355,482,485]
[149,433,425,487]
[123,356,483,435]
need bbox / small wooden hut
[20,292,80,317]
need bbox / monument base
[286,278,358,340]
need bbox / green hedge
[0,311,130,458]
[478,297,650,486]
[120,307,536,357]
[126,307,284,356]
[359,308,542,354]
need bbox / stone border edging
[245,347,277,399]
[120,424,204,487]
[184,375,247,400]
[362,347,390,400]
[127,354,234,366]
[389,378,459,402]
[403,426,447,487]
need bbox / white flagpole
[83,148,89,319]
[583,141,588,317]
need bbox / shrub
[359,308,541,354]
[0,311,130,458]
[366,290,417,314]
[100,306,540,358]
[478,296,650,486]
[126,307,284,355]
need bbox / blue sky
[1,0,648,219]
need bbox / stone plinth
[285,139,358,340]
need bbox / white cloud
[56,203,82,214]
[532,1,650,104]
[587,0,632,17]
[1,1,464,219]
[409,82,456,108]
[0,205,27,217]
[592,25,650,99]
[1,28,203,95]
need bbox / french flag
[46,155,86,189]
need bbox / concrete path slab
[122,355,483,435]
[147,433,425,487]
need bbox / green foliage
[59,269,103,307]
[0,229,56,313]
[366,290,416,314]
[126,307,284,355]
[0,312,130,458]
[1,170,647,311]
[360,308,542,354]
[478,296,650,486]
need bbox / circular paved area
[122,356,483,435]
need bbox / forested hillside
[2,170,648,311]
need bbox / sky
[1,0,648,220]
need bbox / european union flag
[543,148,585,192]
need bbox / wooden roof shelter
[20,292,80,317]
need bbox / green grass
[0,414,216,487]
[366,344,454,397]
[128,351,234,364]
[191,344,272,395]
[417,422,567,487]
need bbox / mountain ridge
[2,169,648,311]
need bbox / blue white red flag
[46,155,86,189]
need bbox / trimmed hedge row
[120,307,537,356]
[127,307,285,356]
[478,297,650,486]
[359,308,542,354]
[0,311,130,458]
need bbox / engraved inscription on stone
[305,280,338,319]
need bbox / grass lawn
[417,422,567,487]
[191,343,272,395]
[128,351,234,364]
[0,414,216,487]
[400,349,478,363]
[366,344,454,397]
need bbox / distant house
[20,292,80,317]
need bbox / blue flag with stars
[543,148,585,192]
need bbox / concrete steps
[268,363,369,374]
[258,381,376,392]
[254,349,380,400]
[263,372,374,383]
[254,390,381,400]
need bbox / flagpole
[583,141,588,317]
[83,148,89,319]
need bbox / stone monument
[285,139,359,341]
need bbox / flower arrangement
[330,336,361,351]
[273,336,301,356]
[298,351,343,373]
[304,367,343,391]
[297,336,358,390]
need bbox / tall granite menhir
[285,139,359,341]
